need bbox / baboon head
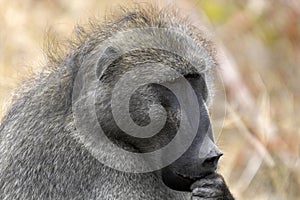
[72,7,224,192]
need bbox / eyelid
[165,73,205,84]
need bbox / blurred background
[0,0,299,199]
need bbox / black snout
[161,150,223,192]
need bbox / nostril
[202,153,222,169]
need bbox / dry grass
[0,0,299,199]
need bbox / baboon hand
[190,173,234,200]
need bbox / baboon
[0,5,234,200]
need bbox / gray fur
[0,5,231,200]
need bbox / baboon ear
[72,45,120,104]
[96,46,120,79]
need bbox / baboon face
[92,48,222,192]
[159,74,222,192]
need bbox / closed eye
[163,72,209,104]
[183,73,201,79]
[183,73,209,103]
